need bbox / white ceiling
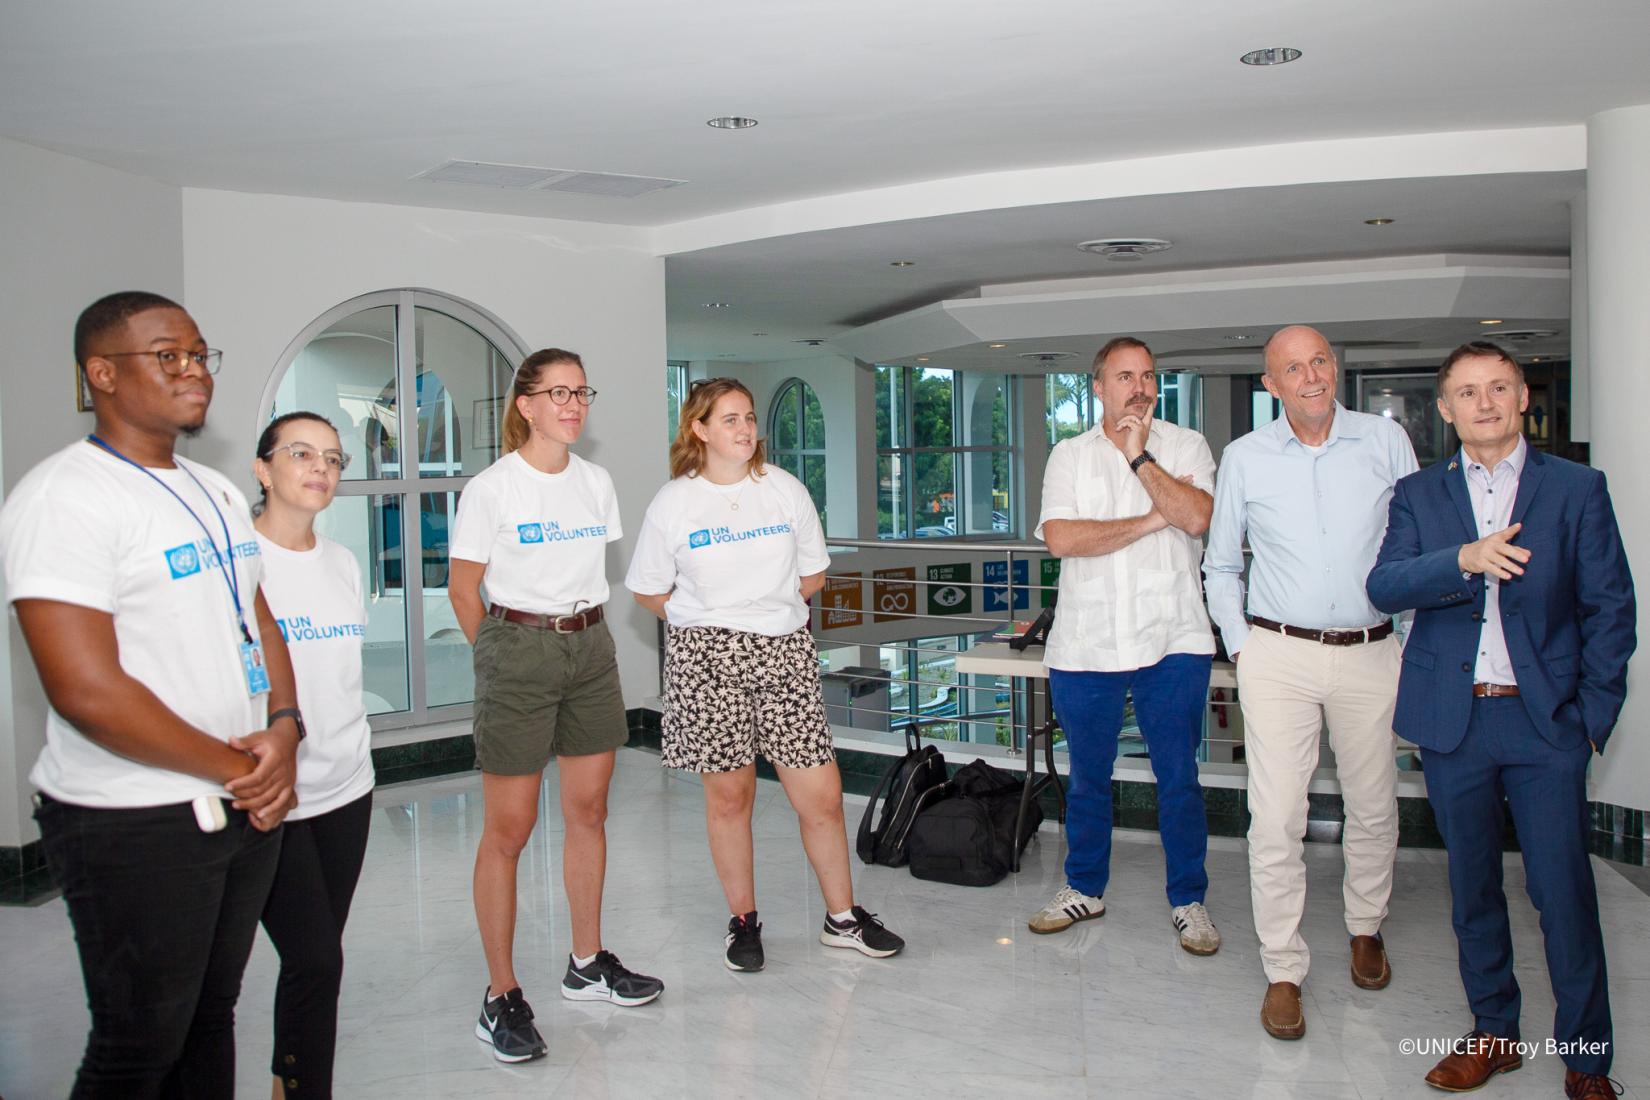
[3,0,1647,227]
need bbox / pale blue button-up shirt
[1204,403,1418,655]
[1462,435,1526,685]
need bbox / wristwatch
[269,707,307,741]
[1129,450,1156,475]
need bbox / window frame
[258,288,528,733]
[876,364,1016,540]
[767,377,828,520]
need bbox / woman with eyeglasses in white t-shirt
[250,411,375,1100]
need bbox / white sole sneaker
[818,928,901,958]
[473,1020,545,1063]
[560,982,663,1007]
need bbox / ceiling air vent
[413,160,685,198]
[1481,328,1559,343]
[1077,238,1173,262]
[1018,351,1077,363]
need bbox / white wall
[180,190,667,712]
[0,138,184,847]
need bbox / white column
[1585,104,1650,811]
[1569,195,1590,442]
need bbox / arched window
[260,289,525,729]
[768,378,827,524]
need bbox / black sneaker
[473,986,547,1063]
[725,911,764,972]
[820,905,905,958]
[560,950,664,1006]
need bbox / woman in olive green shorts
[448,348,662,1065]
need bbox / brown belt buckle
[552,613,579,634]
[1320,629,1355,646]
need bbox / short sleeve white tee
[449,451,622,614]
[257,533,374,821]
[1036,420,1217,673]
[625,466,829,636]
[0,441,268,808]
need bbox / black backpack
[855,731,950,867]
[906,759,1043,887]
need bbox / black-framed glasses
[268,441,351,473]
[101,348,223,376]
[524,385,598,406]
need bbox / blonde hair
[668,377,767,480]
[501,348,584,453]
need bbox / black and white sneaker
[820,906,905,958]
[560,950,665,1006]
[725,911,764,972]
[474,986,547,1063]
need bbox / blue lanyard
[85,435,253,644]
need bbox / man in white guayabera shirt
[1028,337,1221,957]
[1203,324,1417,1041]
[0,291,301,1096]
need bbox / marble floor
[2,747,1648,1099]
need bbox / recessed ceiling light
[1077,238,1172,261]
[796,339,825,346]
[1478,319,1503,326]
[996,937,1014,946]
[988,343,1007,349]
[1225,334,1256,342]
[1240,47,1302,66]
[704,302,731,309]
[890,260,916,267]
[706,116,758,130]
[916,357,929,362]
[1532,357,1543,362]
[1364,217,1395,226]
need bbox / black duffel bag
[906,758,1043,887]
[855,730,949,867]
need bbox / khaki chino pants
[1236,626,1401,984]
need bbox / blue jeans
[1048,653,1212,906]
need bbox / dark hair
[501,348,584,453]
[253,411,337,516]
[669,377,767,480]
[1437,341,1524,398]
[74,291,184,368]
[1093,336,1153,378]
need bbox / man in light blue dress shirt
[1204,325,1418,1040]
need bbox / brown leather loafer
[1422,1030,1521,1092]
[1261,981,1306,1040]
[1564,1070,1624,1098]
[1350,934,1391,989]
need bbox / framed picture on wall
[74,363,93,412]
[1357,373,1452,468]
[472,396,506,451]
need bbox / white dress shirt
[1037,420,1217,673]
[1462,436,1526,685]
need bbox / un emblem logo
[517,523,545,544]
[165,543,201,579]
[688,529,711,549]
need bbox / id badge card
[240,639,271,697]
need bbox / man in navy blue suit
[1367,342,1635,1099]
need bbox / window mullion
[395,290,428,721]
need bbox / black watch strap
[1129,449,1156,474]
[269,706,306,741]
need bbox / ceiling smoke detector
[1077,238,1173,262]
[1018,351,1077,363]
[796,339,826,347]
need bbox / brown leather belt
[488,603,604,634]
[1472,682,1521,697]
[1248,616,1395,646]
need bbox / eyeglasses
[268,441,351,473]
[523,385,598,406]
[100,348,223,376]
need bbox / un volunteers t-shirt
[625,465,829,636]
[257,533,374,821]
[449,450,622,614]
[0,441,266,809]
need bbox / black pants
[261,791,373,1098]
[35,792,282,1099]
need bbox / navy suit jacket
[1366,446,1635,754]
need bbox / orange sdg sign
[872,567,917,623]
[820,573,863,629]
